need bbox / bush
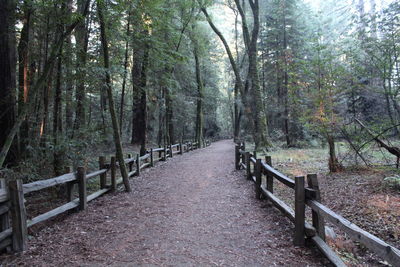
[383,176,400,190]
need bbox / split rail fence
[0,140,210,252]
[235,142,400,267]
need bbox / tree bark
[0,0,17,165]
[0,0,91,168]
[74,0,90,133]
[194,39,204,147]
[97,0,131,192]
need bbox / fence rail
[235,142,400,267]
[0,139,211,252]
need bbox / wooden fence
[0,139,211,252]
[235,142,400,267]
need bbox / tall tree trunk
[17,1,32,155]
[53,43,64,176]
[74,0,89,133]
[282,5,290,147]
[327,134,343,172]
[0,0,17,165]
[119,17,130,135]
[194,42,204,147]
[64,0,74,135]
[97,0,131,192]
[0,0,91,168]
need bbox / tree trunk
[119,17,130,135]
[0,0,91,168]
[327,134,343,172]
[17,1,32,155]
[0,0,17,165]
[194,42,204,147]
[64,0,74,135]
[97,0,131,192]
[74,0,89,133]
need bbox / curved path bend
[1,140,327,266]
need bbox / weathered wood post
[9,179,27,252]
[245,152,251,180]
[241,143,246,165]
[255,159,262,199]
[294,176,306,246]
[111,157,117,192]
[307,174,326,241]
[127,154,133,172]
[265,156,273,193]
[77,167,87,211]
[235,144,240,170]
[65,166,75,202]
[150,148,154,167]
[136,154,140,176]
[169,144,173,158]
[163,145,167,161]
[179,142,183,155]
[99,156,106,189]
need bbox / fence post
[99,156,106,189]
[150,148,154,167]
[255,159,262,199]
[179,142,183,155]
[307,174,326,241]
[0,179,11,252]
[294,176,306,246]
[65,166,75,202]
[169,144,173,158]
[241,143,246,165]
[265,156,273,193]
[136,154,140,176]
[127,154,133,172]
[77,167,87,211]
[111,157,117,192]
[9,179,27,252]
[245,152,251,180]
[163,145,167,161]
[235,145,240,170]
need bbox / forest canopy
[0,0,400,177]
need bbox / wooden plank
[124,157,135,164]
[307,174,326,241]
[77,167,87,211]
[294,176,306,246]
[250,157,256,164]
[0,228,12,242]
[128,169,137,177]
[240,163,246,169]
[28,200,79,228]
[260,186,315,237]
[246,152,251,180]
[140,163,150,170]
[152,147,164,152]
[261,185,295,222]
[9,179,27,251]
[87,188,110,202]
[140,154,150,161]
[0,189,8,203]
[86,169,107,180]
[0,237,12,251]
[307,199,400,266]
[311,236,346,267]
[261,162,295,189]
[99,156,106,189]
[0,203,9,216]
[23,173,76,194]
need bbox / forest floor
[266,146,400,266]
[0,140,329,266]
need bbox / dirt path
[1,140,328,266]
